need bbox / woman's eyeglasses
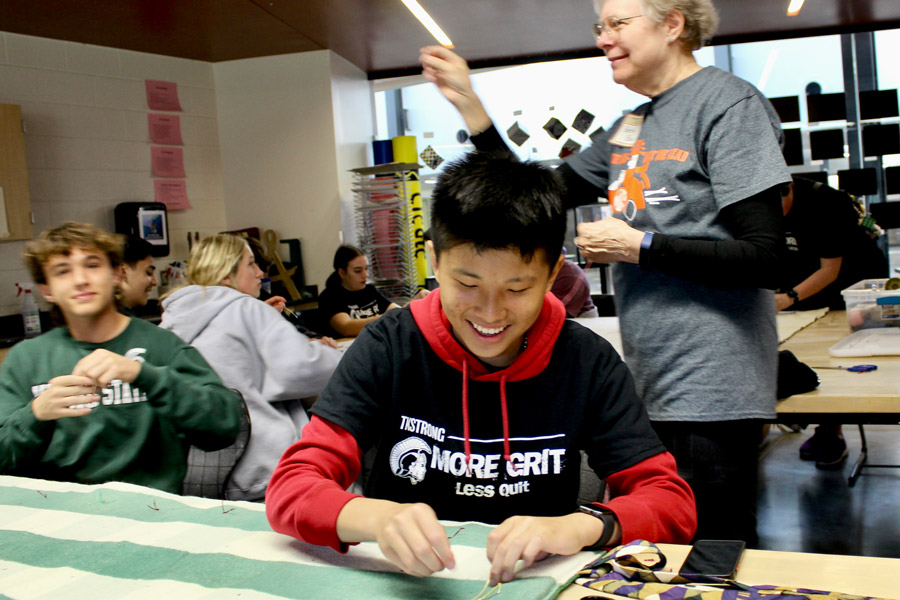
[592,14,643,40]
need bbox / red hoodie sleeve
[598,451,697,544]
[265,415,364,551]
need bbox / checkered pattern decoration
[420,145,444,169]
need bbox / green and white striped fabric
[0,476,590,599]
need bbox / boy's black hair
[122,235,155,266]
[429,151,566,270]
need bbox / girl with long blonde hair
[160,233,341,501]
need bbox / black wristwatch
[578,504,618,549]
[786,288,800,304]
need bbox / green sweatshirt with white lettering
[0,318,241,493]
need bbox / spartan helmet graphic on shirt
[124,347,148,363]
[389,437,432,485]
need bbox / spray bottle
[16,283,42,338]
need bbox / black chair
[182,392,251,499]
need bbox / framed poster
[114,202,170,257]
[139,207,168,247]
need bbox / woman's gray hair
[596,0,719,50]
[643,0,719,49]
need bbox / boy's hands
[486,513,608,586]
[72,349,142,388]
[375,502,457,577]
[339,500,609,585]
[337,498,456,577]
[31,350,143,421]
[31,375,98,421]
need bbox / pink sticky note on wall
[154,180,191,210]
[151,146,186,178]
[145,80,182,111]
[148,114,183,145]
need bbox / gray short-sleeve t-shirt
[567,67,789,421]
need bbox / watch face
[579,505,618,549]
[579,505,613,518]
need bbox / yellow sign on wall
[391,136,426,292]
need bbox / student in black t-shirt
[317,245,400,337]
[776,176,888,470]
[776,176,887,312]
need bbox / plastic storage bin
[842,278,900,331]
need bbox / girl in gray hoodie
[161,234,341,501]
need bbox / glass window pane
[875,29,900,172]
[730,35,845,174]
[396,47,715,175]
[730,35,844,111]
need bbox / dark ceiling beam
[368,18,900,80]
[0,0,899,76]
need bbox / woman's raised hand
[419,45,492,134]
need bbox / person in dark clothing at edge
[777,176,888,313]
[265,151,696,587]
[777,176,889,470]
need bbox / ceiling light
[787,0,805,16]
[401,0,454,48]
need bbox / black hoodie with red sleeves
[266,290,696,550]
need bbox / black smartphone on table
[679,539,746,578]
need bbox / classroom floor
[757,424,900,558]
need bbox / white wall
[0,31,226,316]
[329,52,376,252]
[214,50,373,290]
[0,30,375,320]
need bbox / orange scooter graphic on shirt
[609,141,650,220]
[608,140,683,220]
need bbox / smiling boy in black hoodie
[266,151,696,585]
